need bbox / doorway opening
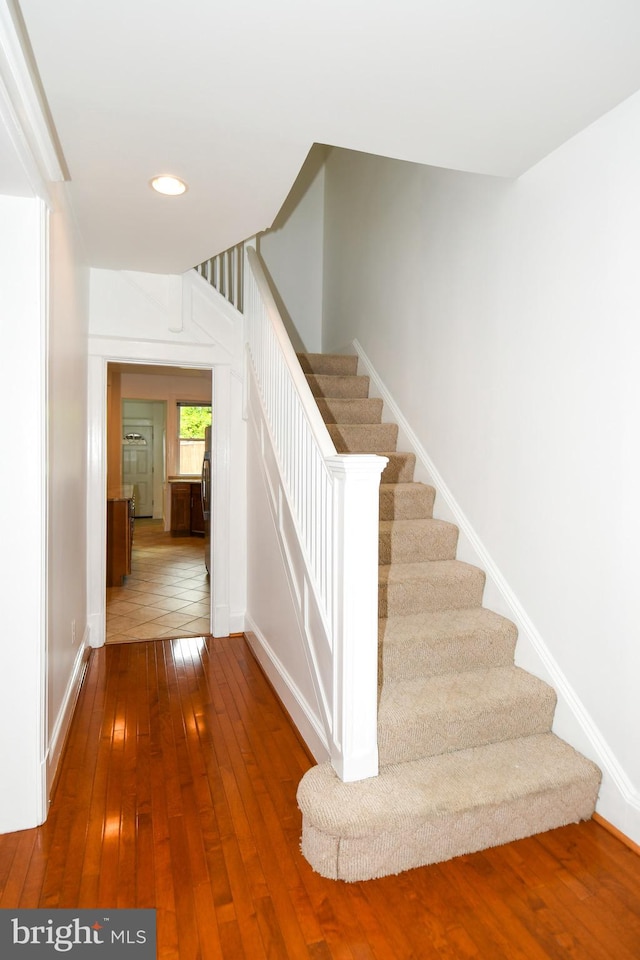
[105,519,210,643]
[105,361,213,643]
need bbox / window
[177,403,211,475]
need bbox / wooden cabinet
[171,483,191,535]
[190,484,205,535]
[106,497,134,586]
[171,481,204,536]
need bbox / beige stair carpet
[298,733,600,882]
[295,352,601,881]
[379,607,518,680]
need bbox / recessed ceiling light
[150,175,188,196]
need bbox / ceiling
[10,0,640,274]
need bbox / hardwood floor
[1,635,639,959]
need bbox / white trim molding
[0,0,66,200]
[46,630,91,797]
[244,620,328,763]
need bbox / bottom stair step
[297,733,601,882]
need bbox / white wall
[322,92,640,842]
[0,196,48,831]
[258,146,327,354]
[46,183,90,794]
[0,186,89,833]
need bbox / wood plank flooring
[1,635,639,959]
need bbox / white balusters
[244,245,387,782]
[195,242,244,312]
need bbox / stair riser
[379,571,485,617]
[380,634,517,681]
[328,423,398,453]
[300,780,600,882]
[378,695,556,766]
[316,397,384,424]
[298,353,358,376]
[306,374,370,399]
[379,484,435,520]
[381,454,415,483]
[379,522,458,564]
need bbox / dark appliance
[201,425,211,574]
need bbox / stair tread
[379,607,517,644]
[379,518,456,533]
[379,482,435,493]
[380,664,554,715]
[379,558,484,583]
[297,732,600,838]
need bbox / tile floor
[106,518,210,643]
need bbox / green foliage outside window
[178,405,212,439]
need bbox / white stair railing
[244,244,387,782]
[195,242,244,312]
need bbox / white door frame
[87,340,233,646]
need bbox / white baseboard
[46,627,91,798]
[244,618,328,764]
[352,338,640,846]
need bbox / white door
[122,424,154,517]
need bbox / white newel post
[327,453,388,782]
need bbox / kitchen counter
[107,483,134,501]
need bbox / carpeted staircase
[295,352,601,882]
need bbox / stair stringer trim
[350,337,640,846]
